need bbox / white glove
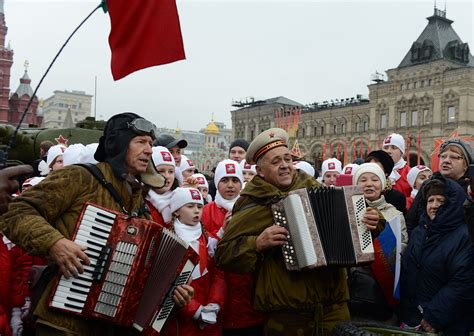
[207,237,218,257]
[20,297,31,320]
[10,307,23,336]
[201,303,220,325]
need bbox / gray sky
[5,0,473,131]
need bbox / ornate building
[231,8,473,168]
[0,1,40,126]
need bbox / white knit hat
[46,144,66,167]
[240,159,256,174]
[353,163,386,190]
[80,143,99,164]
[176,157,196,184]
[152,146,175,167]
[321,158,342,177]
[170,187,204,214]
[383,133,405,154]
[192,173,209,190]
[214,159,244,187]
[343,163,360,176]
[407,165,432,189]
[63,144,86,166]
[294,161,315,177]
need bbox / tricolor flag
[107,0,186,80]
[370,215,402,305]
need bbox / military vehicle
[0,118,103,166]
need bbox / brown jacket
[0,163,147,335]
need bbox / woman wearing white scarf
[168,188,226,335]
[202,159,243,239]
[145,146,177,225]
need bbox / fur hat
[170,187,203,214]
[353,163,386,190]
[94,112,164,188]
[383,133,405,154]
[407,165,432,189]
[214,159,244,187]
[366,150,394,176]
[321,158,342,177]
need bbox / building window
[447,106,456,123]
[341,123,346,134]
[321,126,324,135]
[408,83,412,90]
[72,104,77,109]
[58,111,62,115]
[58,103,63,107]
[301,127,305,138]
[411,111,418,126]
[380,114,387,129]
[75,112,78,116]
[355,122,359,132]
[423,109,429,125]
[428,79,432,86]
[58,116,62,121]
[413,82,417,89]
[250,130,254,139]
[400,111,406,127]
[364,121,368,131]
[79,103,82,108]
[420,80,425,88]
[401,84,405,90]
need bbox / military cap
[245,128,289,164]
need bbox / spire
[14,61,34,97]
[64,100,74,128]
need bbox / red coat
[202,202,227,238]
[201,206,264,330]
[146,200,172,230]
[161,234,226,336]
[392,164,411,198]
[406,195,414,210]
[0,305,11,336]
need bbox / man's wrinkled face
[256,146,294,189]
[125,135,153,175]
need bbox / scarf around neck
[389,158,406,182]
[215,191,239,212]
[146,189,173,223]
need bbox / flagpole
[94,75,98,119]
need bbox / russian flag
[371,215,402,305]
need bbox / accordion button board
[272,186,374,271]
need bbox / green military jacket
[215,170,349,312]
[0,162,147,335]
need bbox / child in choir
[146,146,178,226]
[162,188,225,336]
[321,158,342,187]
[382,133,411,197]
[406,165,432,210]
[192,173,212,203]
[202,159,243,239]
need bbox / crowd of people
[0,112,473,336]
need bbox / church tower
[0,0,14,122]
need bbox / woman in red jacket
[162,188,226,336]
[202,159,264,336]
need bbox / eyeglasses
[438,153,464,161]
[127,118,157,138]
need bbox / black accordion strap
[76,163,126,211]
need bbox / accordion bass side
[49,202,199,335]
[272,186,374,271]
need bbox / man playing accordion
[0,113,193,335]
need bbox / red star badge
[55,134,69,146]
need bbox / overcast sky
[5,0,473,131]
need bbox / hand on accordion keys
[362,207,381,231]
[255,225,289,252]
[49,238,90,279]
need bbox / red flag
[336,143,341,160]
[329,142,333,158]
[343,142,348,166]
[417,131,421,166]
[323,140,327,161]
[352,141,356,162]
[406,130,411,168]
[359,135,363,158]
[107,0,185,80]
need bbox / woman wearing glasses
[406,138,473,236]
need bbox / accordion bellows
[272,186,374,271]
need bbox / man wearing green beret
[215,128,380,335]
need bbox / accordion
[272,186,374,271]
[49,202,199,334]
